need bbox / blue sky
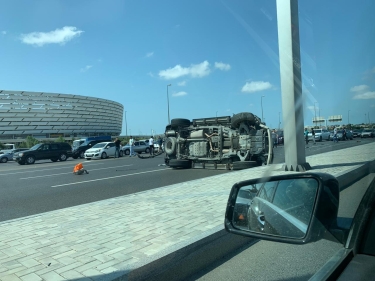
[1,0,374,135]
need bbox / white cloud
[353,91,375,100]
[215,62,231,71]
[241,81,272,93]
[80,65,93,72]
[1,31,6,35]
[145,52,154,58]
[159,61,210,80]
[20,26,83,47]
[177,81,186,86]
[350,84,369,92]
[172,91,187,97]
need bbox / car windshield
[1,1,374,280]
[29,144,42,150]
[92,143,106,148]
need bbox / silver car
[122,141,150,155]
[361,129,374,138]
[308,129,331,142]
[0,148,28,163]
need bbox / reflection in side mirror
[225,173,340,244]
[233,179,318,239]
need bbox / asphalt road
[0,138,373,223]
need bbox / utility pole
[167,84,172,124]
[124,111,127,137]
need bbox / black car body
[72,136,112,159]
[13,143,72,165]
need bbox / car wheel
[119,150,124,157]
[80,151,85,159]
[169,159,191,169]
[59,153,67,161]
[319,136,322,142]
[51,158,58,162]
[231,112,257,128]
[232,161,257,170]
[101,152,107,159]
[145,148,150,154]
[124,149,130,155]
[86,158,91,160]
[25,156,35,165]
[18,161,25,165]
[0,157,8,163]
[170,118,191,129]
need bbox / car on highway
[336,129,354,140]
[84,142,117,160]
[308,128,331,142]
[164,113,273,170]
[13,143,72,165]
[276,130,284,145]
[352,130,362,138]
[0,149,29,163]
[122,140,150,155]
[72,136,112,159]
[361,129,374,138]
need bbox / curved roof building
[0,90,123,139]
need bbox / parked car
[164,112,273,169]
[13,143,72,165]
[308,129,331,142]
[0,148,29,163]
[276,130,284,145]
[84,142,117,160]
[337,130,353,140]
[72,136,112,159]
[122,141,150,155]
[352,130,362,138]
[361,129,374,138]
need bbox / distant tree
[25,136,39,148]
[55,136,66,143]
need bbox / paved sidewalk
[1,142,375,281]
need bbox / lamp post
[124,111,127,137]
[279,112,281,129]
[167,84,172,124]
[348,110,350,125]
[216,111,218,117]
[365,113,367,124]
[261,95,265,121]
[314,102,318,128]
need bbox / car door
[139,141,147,152]
[36,144,51,160]
[106,143,116,157]
[133,142,140,153]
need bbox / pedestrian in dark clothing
[311,128,316,144]
[114,137,121,158]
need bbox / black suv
[13,143,72,165]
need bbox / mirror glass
[233,178,318,238]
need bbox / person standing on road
[272,130,278,148]
[333,127,338,143]
[304,128,309,145]
[114,137,121,158]
[157,136,163,153]
[149,136,154,155]
[343,127,347,141]
[129,136,136,157]
[311,128,316,145]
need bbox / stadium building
[0,90,123,142]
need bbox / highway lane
[0,138,373,222]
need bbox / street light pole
[216,111,218,117]
[167,84,172,124]
[279,112,281,129]
[314,102,317,128]
[365,113,367,124]
[124,111,127,137]
[348,110,350,125]
[261,95,265,121]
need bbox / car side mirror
[225,172,340,244]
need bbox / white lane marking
[0,162,105,176]
[51,168,167,187]
[20,165,134,180]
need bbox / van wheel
[169,159,191,169]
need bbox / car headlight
[19,153,23,157]
[95,149,101,153]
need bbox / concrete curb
[112,159,375,281]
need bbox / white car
[308,129,331,142]
[84,142,116,160]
